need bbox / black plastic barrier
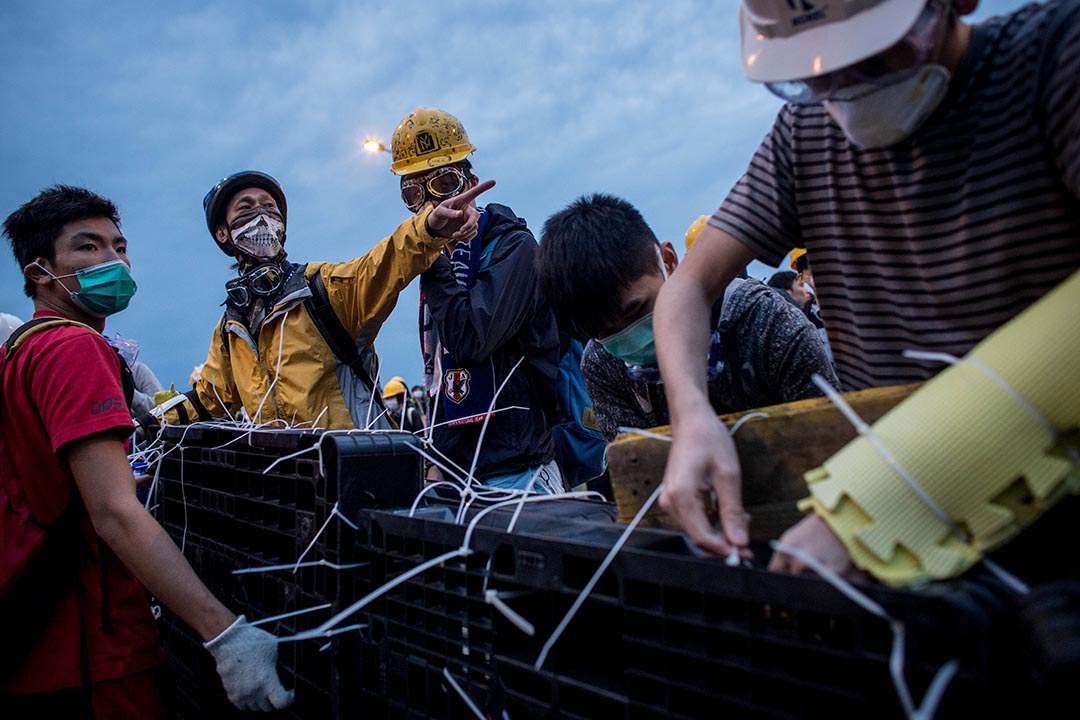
[150,426,1040,719]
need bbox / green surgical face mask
[37,259,138,317]
[597,312,656,366]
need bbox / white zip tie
[263,622,370,646]
[461,491,606,552]
[481,468,545,595]
[615,426,672,443]
[409,482,466,517]
[233,560,367,575]
[263,443,319,475]
[906,349,1079,461]
[820,364,1033,595]
[484,590,535,636]
[249,603,332,627]
[143,452,165,510]
[441,667,486,720]
[771,541,959,720]
[314,548,469,635]
[534,483,663,671]
[729,411,769,435]
[420,405,531,436]
[507,466,544,532]
[463,356,527,502]
[810,373,957,533]
[903,350,1057,438]
[179,446,189,554]
[253,309,289,424]
[291,502,358,573]
[979,557,1030,595]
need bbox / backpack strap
[4,317,134,410]
[304,270,386,412]
[4,317,97,357]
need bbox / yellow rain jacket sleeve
[156,210,446,429]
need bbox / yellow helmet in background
[790,247,808,270]
[684,215,710,251]
[390,107,476,176]
[382,378,407,399]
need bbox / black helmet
[203,171,288,256]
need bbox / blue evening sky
[0,0,1023,391]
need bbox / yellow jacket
[164,211,445,429]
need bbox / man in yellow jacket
[140,171,491,431]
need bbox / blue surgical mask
[36,259,138,318]
[598,312,657,366]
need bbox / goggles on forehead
[765,0,949,105]
[224,262,289,308]
[400,166,470,213]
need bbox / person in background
[1,185,291,714]
[766,270,811,309]
[137,170,489,433]
[108,334,164,415]
[409,383,428,428]
[0,313,23,343]
[382,377,423,433]
[789,248,833,363]
[537,193,837,443]
[392,107,562,494]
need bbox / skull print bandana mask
[229,208,285,260]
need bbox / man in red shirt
[1,186,291,716]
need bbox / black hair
[4,185,120,298]
[794,253,810,273]
[538,194,661,339]
[767,271,798,291]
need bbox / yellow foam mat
[804,270,1080,587]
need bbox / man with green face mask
[537,194,836,443]
[2,186,292,714]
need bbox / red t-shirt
[0,313,163,694]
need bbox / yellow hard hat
[685,215,709,251]
[390,107,476,176]
[382,378,407,399]
[790,247,808,270]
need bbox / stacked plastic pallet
[151,424,423,720]
[340,501,1013,720]
[150,425,1022,719]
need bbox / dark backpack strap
[304,271,385,412]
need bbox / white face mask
[823,65,951,150]
[385,397,401,412]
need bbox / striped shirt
[712,0,1080,391]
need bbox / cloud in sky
[0,0,1025,391]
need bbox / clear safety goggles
[765,0,949,104]
[400,166,470,213]
[225,262,288,308]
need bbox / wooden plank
[605,383,921,540]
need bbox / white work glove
[204,615,295,711]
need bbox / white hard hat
[740,0,927,82]
[0,313,24,344]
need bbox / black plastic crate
[148,425,422,719]
[336,498,1014,720]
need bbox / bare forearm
[655,226,752,423]
[654,273,714,424]
[94,500,235,641]
[68,435,235,641]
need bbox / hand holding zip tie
[204,615,295,711]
